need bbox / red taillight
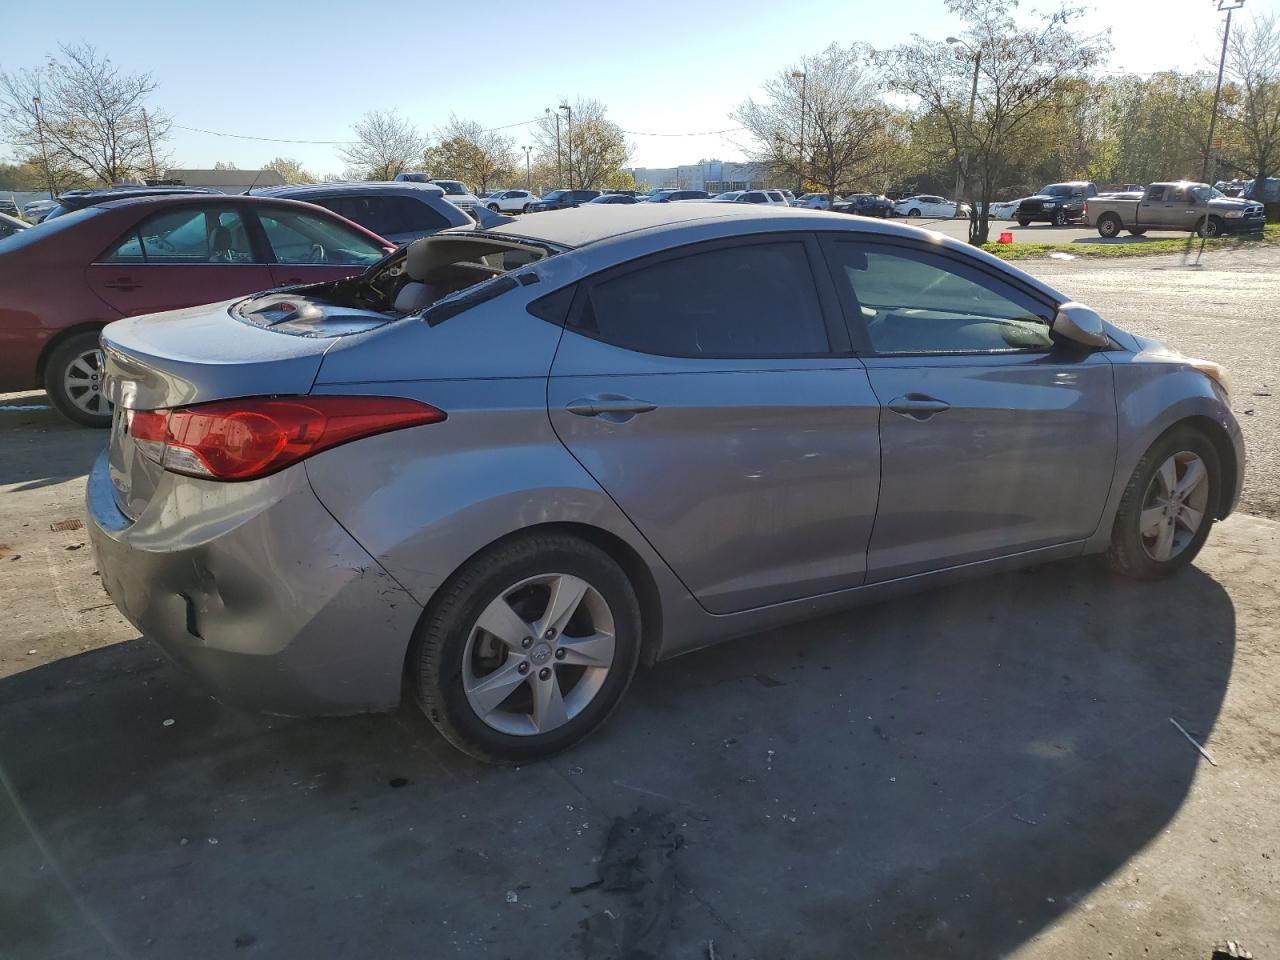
[130,396,446,481]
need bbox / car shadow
[0,558,1234,959]
[0,393,103,487]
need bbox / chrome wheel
[1140,451,1210,562]
[63,347,108,417]
[462,573,616,736]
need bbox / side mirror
[1053,302,1110,348]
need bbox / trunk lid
[101,294,396,518]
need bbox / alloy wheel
[462,573,616,736]
[62,347,108,417]
[1139,451,1210,562]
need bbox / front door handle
[887,394,951,421]
[566,395,658,421]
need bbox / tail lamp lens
[130,396,445,481]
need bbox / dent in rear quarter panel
[1082,354,1245,553]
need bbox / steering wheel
[309,243,328,264]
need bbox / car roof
[252,181,446,198]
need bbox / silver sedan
[87,204,1244,761]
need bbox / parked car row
[1085,181,1266,238]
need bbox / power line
[171,123,353,145]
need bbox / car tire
[1053,208,1069,226]
[1097,213,1122,238]
[1017,218,1031,227]
[907,207,921,218]
[1129,228,1147,237]
[1106,426,1220,580]
[44,330,111,428]
[411,532,643,763]
[522,204,530,214]
[1197,216,1224,238]
[487,203,499,213]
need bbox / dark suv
[646,189,711,202]
[1015,181,1098,226]
[41,186,220,222]
[527,189,602,212]
[252,182,470,246]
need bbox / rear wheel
[1017,218,1031,227]
[1129,228,1147,236]
[1053,208,1069,226]
[1106,427,1220,579]
[44,330,111,427]
[411,533,642,762]
[1097,213,1122,238]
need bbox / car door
[87,204,274,316]
[252,204,390,285]
[820,236,1117,582]
[1138,185,1167,228]
[1163,184,1201,231]
[547,234,881,615]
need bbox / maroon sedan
[0,193,394,426]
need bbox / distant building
[627,160,767,193]
[161,168,286,193]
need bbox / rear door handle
[566,395,658,420]
[887,394,951,420]
[103,278,140,291]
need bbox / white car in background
[23,198,58,223]
[893,194,968,218]
[484,189,539,213]
[429,179,482,212]
[794,193,831,209]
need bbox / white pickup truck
[1085,181,1266,238]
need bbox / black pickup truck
[1015,181,1099,226]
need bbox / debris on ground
[1170,717,1218,766]
[162,719,174,727]
[1048,252,1076,260]
[1211,940,1252,959]
[505,890,518,904]
[49,518,83,532]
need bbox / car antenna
[242,167,269,196]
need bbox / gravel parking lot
[2,244,1278,959]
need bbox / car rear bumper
[86,450,422,716]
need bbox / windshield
[543,190,569,201]
[714,191,742,200]
[434,180,469,196]
[1190,185,1225,202]
[1040,184,1078,197]
[0,205,102,251]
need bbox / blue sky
[5,0,1277,175]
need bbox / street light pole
[1202,0,1246,183]
[547,108,562,187]
[32,96,54,199]
[790,70,806,195]
[560,104,573,189]
[523,145,532,191]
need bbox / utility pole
[790,70,806,195]
[547,107,562,188]
[560,103,573,189]
[32,96,54,199]
[1203,0,1246,183]
[142,107,157,183]
[523,145,532,191]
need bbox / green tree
[1223,12,1280,187]
[422,116,519,193]
[532,99,631,189]
[264,156,316,184]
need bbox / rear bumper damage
[86,451,421,716]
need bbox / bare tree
[0,43,170,186]
[532,99,631,189]
[883,0,1108,244]
[1223,11,1280,189]
[264,156,316,184]
[736,44,891,202]
[339,109,425,181]
[422,115,519,192]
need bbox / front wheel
[1017,218,1031,227]
[908,207,921,218]
[521,204,531,214]
[1129,228,1147,236]
[44,330,111,427]
[487,203,500,213]
[1106,427,1220,579]
[1197,216,1224,238]
[411,533,643,762]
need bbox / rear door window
[571,241,830,357]
[100,206,255,264]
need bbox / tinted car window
[315,196,451,237]
[829,241,1053,355]
[257,208,385,265]
[1145,186,1167,202]
[102,207,254,264]
[574,242,829,357]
